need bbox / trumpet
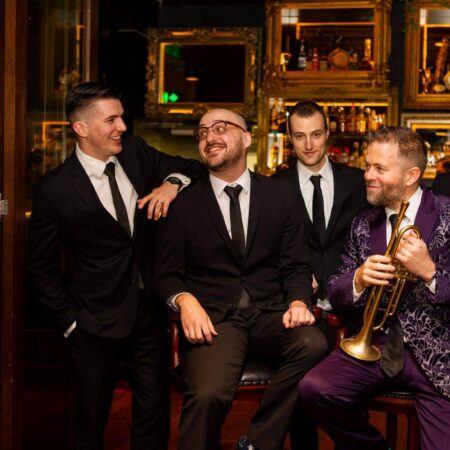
[340,201,420,361]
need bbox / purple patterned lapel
[370,209,386,255]
[414,188,437,244]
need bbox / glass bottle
[360,38,374,70]
[312,48,319,71]
[297,40,307,71]
[348,104,357,133]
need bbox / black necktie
[224,185,245,260]
[104,162,131,237]
[310,175,326,247]
[380,213,404,377]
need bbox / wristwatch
[166,176,183,189]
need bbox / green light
[162,92,179,103]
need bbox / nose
[364,166,374,181]
[117,117,127,132]
[305,135,313,150]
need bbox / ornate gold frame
[403,2,450,109]
[401,113,450,179]
[145,27,260,120]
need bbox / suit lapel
[286,166,313,232]
[200,177,241,261]
[370,208,387,255]
[413,189,437,244]
[245,173,263,257]
[325,162,346,243]
[117,151,147,240]
[67,152,131,238]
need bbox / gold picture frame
[145,27,260,121]
[401,113,450,178]
[403,2,450,109]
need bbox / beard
[366,181,407,208]
[201,141,243,172]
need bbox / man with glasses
[273,100,368,350]
[154,108,328,450]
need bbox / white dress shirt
[76,145,138,234]
[209,170,251,242]
[297,157,334,309]
[296,156,334,227]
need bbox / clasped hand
[355,231,435,292]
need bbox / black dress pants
[68,294,170,450]
[178,308,328,450]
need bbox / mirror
[403,6,450,109]
[145,28,260,120]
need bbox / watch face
[168,177,182,185]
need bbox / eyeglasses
[193,120,247,141]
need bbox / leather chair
[328,312,420,450]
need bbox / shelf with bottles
[264,0,391,87]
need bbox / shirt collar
[76,144,118,179]
[209,169,251,197]
[385,186,423,223]
[297,156,332,188]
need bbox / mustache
[204,140,226,151]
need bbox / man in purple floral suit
[298,126,450,450]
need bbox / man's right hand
[176,294,218,344]
[354,254,395,293]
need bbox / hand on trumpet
[354,255,395,293]
[394,231,435,283]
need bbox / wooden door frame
[1,0,27,449]
[1,1,98,449]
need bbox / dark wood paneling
[1,0,28,449]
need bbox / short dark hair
[367,126,428,177]
[65,82,121,122]
[288,100,328,133]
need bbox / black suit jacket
[28,135,203,338]
[273,161,368,298]
[154,172,312,324]
[432,172,450,197]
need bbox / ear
[405,166,421,187]
[243,130,252,149]
[71,120,88,138]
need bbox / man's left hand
[394,232,435,282]
[282,300,315,328]
[137,181,179,220]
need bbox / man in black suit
[433,171,450,196]
[154,108,328,450]
[273,101,368,347]
[27,82,202,450]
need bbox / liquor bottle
[348,104,357,133]
[323,104,330,130]
[368,109,378,131]
[328,104,337,133]
[356,106,366,134]
[297,40,307,71]
[337,107,346,133]
[312,48,319,71]
[270,142,280,169]
[269,98,279,132]
[276,98,287,134]
[360,38,374,70]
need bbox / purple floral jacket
[329,188,450,399]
